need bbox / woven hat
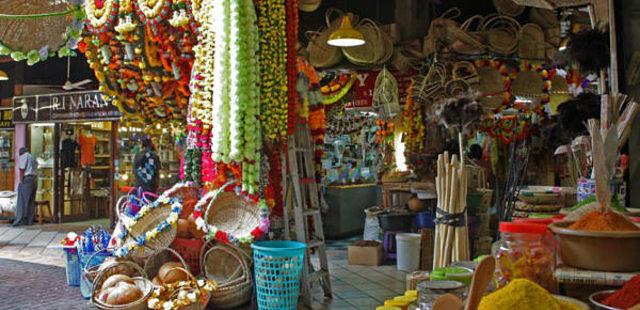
[493,0,525,17]
[511,71,544,98]
[299,0,321,12]
[0,0,69,52]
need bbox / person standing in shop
[13,147,38,226]
[134,136,160,194]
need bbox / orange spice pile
[569,210,640,231]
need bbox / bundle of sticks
[433,150,470,269]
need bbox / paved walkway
[0,224,407,309]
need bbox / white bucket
[396,233,422,271]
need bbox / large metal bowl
[549,221,640,271]
[589,290,622,310]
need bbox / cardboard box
[348,241,383,266]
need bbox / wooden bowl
[549,221,640,272]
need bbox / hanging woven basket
[481,14,521,55]
[343,18,385,66]
[518,23,547,60]
[493,0,525,17]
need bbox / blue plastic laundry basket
[63,247,81,286]
[79,249,112,299]
[251,241,306,310]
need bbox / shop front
[12,90,121,223]
[0,108,14,191]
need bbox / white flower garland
[136,0,167,19]
[188,0,215,125]
[211,0,231,163]
[86,0,117,30]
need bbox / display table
[555,266,639,301]
[323,183,379,239]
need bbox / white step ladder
[285,123,332,306]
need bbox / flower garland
[258,0,288,141]
[114,196,182,257]
[286,0,299,135]
[86,0,120,34]
[0,1,84,65]
[188,0,214,125]
[148,279,216,310]
[474,59,514,111]
[192,184,270,244]
[402,80,425,154]
[210,0,262,194]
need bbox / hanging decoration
[403,80,426,155]
[286,0,299,134]
[0,0,84,65]
[258,0,288,141]
[210,0,261,194]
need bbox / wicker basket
[200,240,253,309]
[424,8,485,57]
[452,15,487,55]
[143,247,190,281]
[511,0,589,10]
[92,261,151,310]
[306,8,349,68]
[518,23,546,60]
[152,267,211,310]
[204,190,262,243]
[475,66,508,109]
[529,8,560,29]
[170,238,205,276]
[119,201,179,258]
[481,14,521,55]
[452,61,479,85]
[493,0,525,17]
[0,0,69,52]
[511,70,544,97]
[343,19,385,66]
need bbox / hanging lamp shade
[0,70,7,81]
[327,16,365,47]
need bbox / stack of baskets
[514,187,567,219]
[200,240,253,309]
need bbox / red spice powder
[569,210,640,231]
[603,275,640,309]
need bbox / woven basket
[119,202,178,258]
[482,14,521,55]
[452,61,479,84]
[493,0,525,17]
[0,0,69,52]
[445,79,470,97]
[518,23,546,60]
[511,0,589,10]
[143,247,190,281]
[424,8,485,57]
[511,71,544,97]
[306,8,349,68]
[92,261,151,310]
[475,66,508,109]
[529,8,560,29]
[343,19,385,66]
[451,15,487,55]
[154,267,211,310]
[204,191,262,242]
[378,28,395,65]
[200,240,253,309]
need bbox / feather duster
[557,93,600,140]
[567,29,610,73]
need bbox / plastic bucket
[251,241,306,310]
[415,212,435,229]
[395,233,421,271]
[63,247,81,286]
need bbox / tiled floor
[0,223,407,309]
[306,249,408,309]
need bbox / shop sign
[13,90,121,123]
[0,109,13,129]
[345,69,416,109]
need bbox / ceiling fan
[62,55,92,90]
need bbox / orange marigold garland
[402,80,425,155]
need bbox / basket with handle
[451,15,487,55]
[518,23,547,60]
[251,241,306,310]
[343,18,386,66]
[510,0,589,10]
[92,261,152,310]
[204,183,263,244]
[80,248,113,299]
[116,198,181,258]
[116,187,158,220]
[148,267,212,310]
[423,8,485,57]
[511,70,544,98]
[200,239,253,309]
[481,14,521,55]
[452,61,479,85]
[170,237,205,276]
[305,8,350,69]
[474,65,508,109]
[143,247,190,281]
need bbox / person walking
[134,136,160,194]
[13,147,38,226]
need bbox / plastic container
[79,250,112,299]
[63,247,81,286]
[416,280,465,309]
[415,212,435,229]
[251,241,306,310]
[384,300,409,310]
[430,267,474,286]
[492,222,556,292]
[378,213,415,231]
[396,233,421,271]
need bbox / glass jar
[492,222,556,292]
[416,280,465,310]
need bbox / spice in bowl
[568,210,640,231]
[479,278,580,310]
[602,275,640,309]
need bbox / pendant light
[0,70,8,81]
[327,15,365,47]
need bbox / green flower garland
[0,2,84,65]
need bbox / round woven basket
[445,79,470,97]
[200,240,253,309]
[306,8,348,68]
[474,66,507,109]
[343,19,385,66]
[378,29,395,65]
[0,0,69,52]
[92,261,152,310]
[518,23,546,60]
[452,61,479,84]
[119,203,178,258]
[530,8,560,29]
[424,8,485,57]
[204,192,262,242]
[482,14,521,55]
[143,247,190,280]
[511,71,544,98]
[493,0,525,17]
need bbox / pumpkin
[188,213,204,239]
[158,261,189,284]
[105,282,143,305]
[177,218,191,238]
[102,274,134,289]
